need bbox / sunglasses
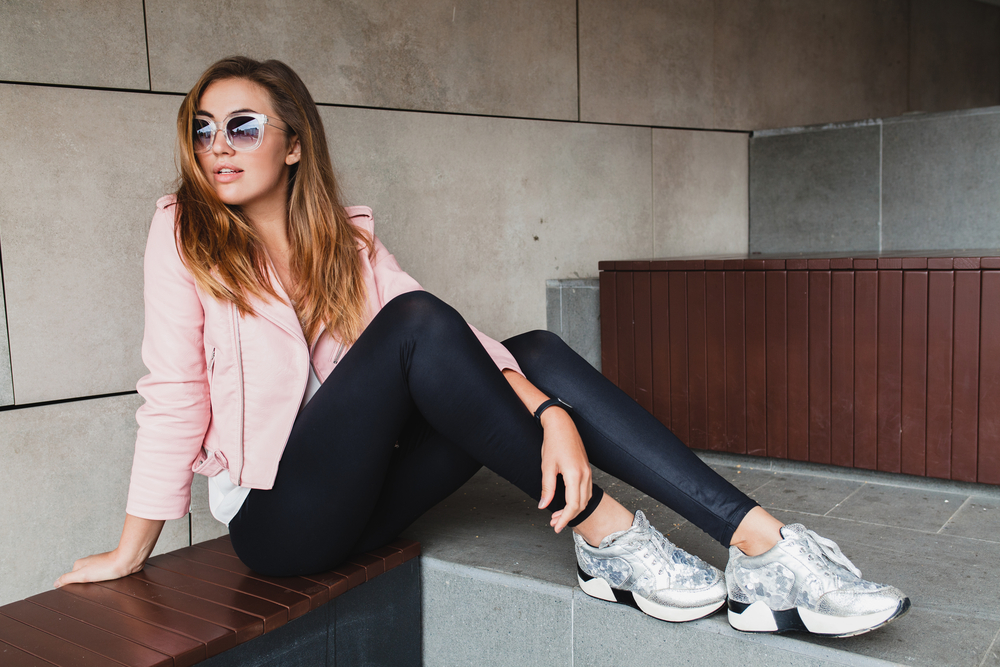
[192,112,289,153]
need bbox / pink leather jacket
[126,195,522,520]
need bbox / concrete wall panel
[146,0,577,120]
[909,0,1000,114]
[882,110,1000,251]
[749,125,881,255]
[0,86,178,404]
[653,129,749,257]
[322,106,653,340]
[579,0,714,127]
[191,475,228,544]
[0,394,189,606]
[0,0,149,89]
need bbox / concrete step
[404,455,1000,667]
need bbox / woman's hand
[538,407,592,533]
[55,514,165,588]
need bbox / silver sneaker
[726,524,910,637]
[574,510,727,622]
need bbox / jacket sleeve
[125,200,211,520]
[370,234,523,376]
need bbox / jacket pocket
[191,448,228,477]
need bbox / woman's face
[195,78,300,218]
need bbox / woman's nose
[211,128,232,155]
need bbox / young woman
[57,57,908,637]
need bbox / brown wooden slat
[928,258,954,270]
[877,271,903,473]
[616,272,636,399]
[367,546,406,572]
[0,613,120,667]
[29,589,204,667]
[633,271,654,413]
[347,554,385,580]
[0,600,170,667]
[724,271,747,454]
[831,272,855,468]
[765,271,788,459]
[147,554,311,620]
[63,583,236,657]
[174,547,330,610]
[388,539,421,562]
[786,271,809,461]
[979,271,1000,484]
[926,271,955,479]
[745,271,767,457]
[95,577,262,644]
[955,257,981,270]
[668,272,690,442]
[952,271,981,482]
[600,271,618,384]
[808,271,832,465]
[300,569,358,599]
[901,271,929,477]
[706,271,727,451]
[0,639,57,666]
[196,537,238,557]
[686,272,708,448]
[854,270,879,470]
[650,271,671,427]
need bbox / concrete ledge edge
[420,555,574,600]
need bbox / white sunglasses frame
[192,112,289,153]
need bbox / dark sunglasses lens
[192,118,214,152]
[227,116,262,150]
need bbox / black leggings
[228,292,758,576]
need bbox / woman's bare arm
[55,514,164,587]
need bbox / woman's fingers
[538,464,556,510]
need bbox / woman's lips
[214,166,243,183]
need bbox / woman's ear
[285,137,302,166]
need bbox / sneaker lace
[804,529,862,578]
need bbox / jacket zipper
[333,340,345,365]
[230,304,245,484]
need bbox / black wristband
[534,397,573,423]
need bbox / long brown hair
[175,56,372,344]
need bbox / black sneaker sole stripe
[577,566,649,612]
[728,597,912,637]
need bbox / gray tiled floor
[404,453,1000,667]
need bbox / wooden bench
[0,536,421,666]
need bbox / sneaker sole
[727,597,911,637]
[577,567,725,623]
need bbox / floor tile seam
[697,452,1000,500]
[822,482,869,517]
[937,495,974,534]
[421,555,575,600]
[978,624,1000,667]
[769,508,1000,546]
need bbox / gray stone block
[322,105,652,342]
[145,0,577,120]
[825,484,968,533]
[882,109,1000,251]
[422,557,572,667]
[0,85,178,404]
[0,262,11,406]
[0,395,189,606]
[0,0,148,89]
[749,125,881,255]
[748,474,864,516]
[546,279,601,370]
[333,559,421,667]
[200,604,330,667]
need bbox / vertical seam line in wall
[0,245,14,403]
[575,0,581,122]
[142,0,152,90]
[878,121,883,252]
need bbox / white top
[208,363,324,525]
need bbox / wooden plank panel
[765,271,788,459]
[809,271,832,465]
[877,271,903,473]
[831,272,855,468]
[633,271,653,413]
[979,272,1000,484]
[901,271,928,477]
[29,589,204,667]
[745,271,767,457]
[854,271,879,470]
[62,583,235,657]
[0,639,57,666]
[926,270,955,480]
[706,271,727,451]
[0,613,120,667]
[787,271,809,461]
[367,545,406,572]
[668,272,690,441]
[600,271,618,384]
[687,272,708,449]
[0,600,170,667]
[725,271,747,453]
[952,271,981,482]
[650,271,671,426]
[616,273,636,399]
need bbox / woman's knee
[503,329,567,366]
[381,291,466,336]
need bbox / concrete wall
[0,0,993,605]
